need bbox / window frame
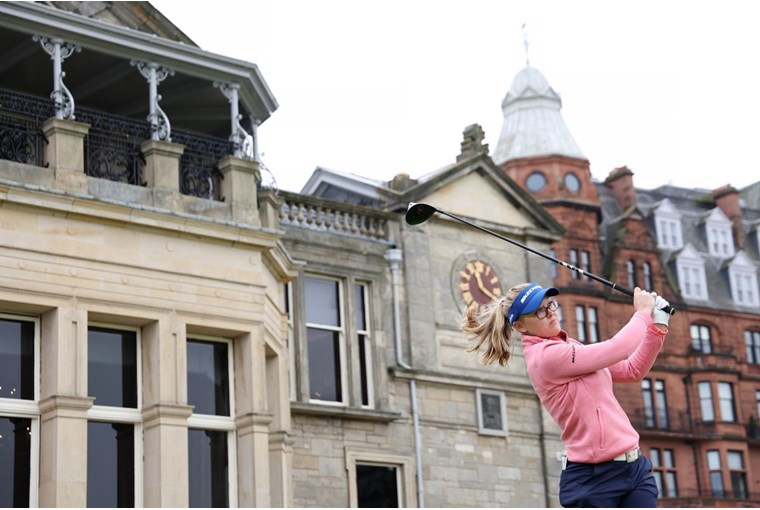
[476,388,508,437]
[642,378,669,429]
[345,449,415,508]
[0,313,41,508]
[355,281,375,409]
[650,447,678,498]
[186,335,238,508]
[86,322,143,508]
[642,261,653,291]
[690,323,712,354]
[698,381,715,422]
[717,381,736,423]
[727,450,748,500]
[303,275,348,406]
[707,449,724,497]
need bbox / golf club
[405,202,676,315]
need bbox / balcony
[1,89,231,200]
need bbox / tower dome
[491,66,586,165]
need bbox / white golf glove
[653,295,671,327]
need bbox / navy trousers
[559,455,659,508]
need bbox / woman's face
[514,297,561,338]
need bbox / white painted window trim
[654,200,683,250]
[86,323,143,507]
[186,335,238,508]
[0,313,40,508]
[705,209,734,258]
[305,275,348,407]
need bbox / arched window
[642,262,653,290]
[627,260,637,288]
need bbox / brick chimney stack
[712,184,745,249]
[604,166,637,210]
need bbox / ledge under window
[290,402,401,422]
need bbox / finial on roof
[522,22,530,67]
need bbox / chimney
[604,166,637,210]
[712,184,745,249]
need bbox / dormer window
[676,244,708,300]
[728,251,759,307]
[653,199,683,250]
[704,209,734,258]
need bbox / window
[691,324,712,354]
[569,250,580,280]
[526,171,546,192]
[676,244,708,300]
[575,306,599,343]
[627,260,637,289]
[580,251,591,280]
[707,450,724,497]
[476,389,507,436]
[698,381,714,422]
[564,172,581,193]
[305,276,346,404]
[705,209,734,258]
[187,337,236,508]
[727,451,747,500]
[650,448,678,498]
[346,450,415,508]
[87,325,141,508]
[285,282,296,401]
[642,379,668,429]
[717,382,736,422]
[642,262,653,291]
[355,283,374,408]
[654,200,683,250]
[0,315,39,508]
[756,390,760,418]
[728,253,759,307]
[302,275,375,408]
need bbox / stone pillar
[218,156,261,225]
[141,317,193,507]
[236,413,274,507]
[257,188,284,230]
[142,403,194,507]
[38,305,91,507]
[42,117,89,194]
[140,139,184,210]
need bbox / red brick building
[493,65,760,507]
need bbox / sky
[151,0,760,194]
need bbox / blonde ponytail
[461,283,530,366]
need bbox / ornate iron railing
[0,88,231,200]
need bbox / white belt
[612,447,641,463]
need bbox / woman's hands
[634,287,670,332]
[633,287,656,315]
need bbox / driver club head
[405,202,438,225]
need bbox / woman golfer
[461,283,670,508]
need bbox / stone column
[38,305,91,507]
[42,117,89,194]
[141,317,193,507]
[140,139,184,210]
[218,156,261,225]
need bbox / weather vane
[522,22,530,67]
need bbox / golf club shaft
[416,204,675,315]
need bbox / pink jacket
[521,311,665,463]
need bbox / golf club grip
[589,278,676,316]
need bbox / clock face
[458,259,502,312]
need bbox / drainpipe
[385,247,424,508]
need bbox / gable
[422,171,537,229]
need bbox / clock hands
[473,271,497,300]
